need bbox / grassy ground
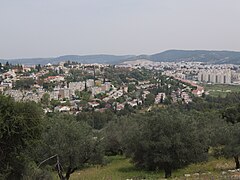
[203,84,240,97]
[56,156,164,180]
[174,157,235,179]
[52,156,237,180]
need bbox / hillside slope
[149,50,240,64]
[1,50,240,65]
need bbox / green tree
[14,78,35,90]
[35,64,42,72]
[128,84,135,93]
[50,99,61,108]
[222,124,240,169]
[222,105,240,124]
[126,110,209,178]
[104,116,139,156]
[144,93,155,106]
[41,93,50,107]
[35,114,104,179]
[43,82,57,92]
[221,104,240,169]
[0,95,43,179]
[76,110,115,130]
[0,63,3,73]
[75,90,81,99]
[79,91,91,101]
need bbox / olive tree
[36,114,104,180]
[126,110,209,178]
[0,95,43,179]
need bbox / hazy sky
[1,0,240,58]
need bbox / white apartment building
[198,69,231,84]
[86,79,95,87]
[69,82,85,92]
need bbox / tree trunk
[55,155,90,180]
[65,166,77,180]
[164,166,172,178]
[56,156,76,180]
[234,156,240,169]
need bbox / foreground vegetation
[61,156,163,180]
[1,91,240,179]
[203,84,240,97]
[57,156,235,180]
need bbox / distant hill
[55,55,134,64]
[0,55,134,66]
[1,50,240,65]
[149,50,240,64]
[127,50,240,64]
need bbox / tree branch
[38,154,58,168]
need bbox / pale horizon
[2,48,240,60]
[1,0,240,59]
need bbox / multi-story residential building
[198,69,231,84]
[86,79,95,87]
[91,86,103,96]
[232,71,240,84]
[2,69,17,79]
[46,75,65,82]
[69,82,85,93]
[4,90,23,101]
[49,89,60,100]
[155,93,166,104]
[181,92,192,104]
[59,88,70,99]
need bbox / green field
[203,84,240,97]
[52,156,236,180]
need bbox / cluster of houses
[0,61,205,114]
[120,60,240,85]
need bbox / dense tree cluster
[104,110,218,178]
[14,78,35,90]
[126,110,209,178]
[1,91,240,179]
[0,96,43,179]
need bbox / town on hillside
[1,60,240,114]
